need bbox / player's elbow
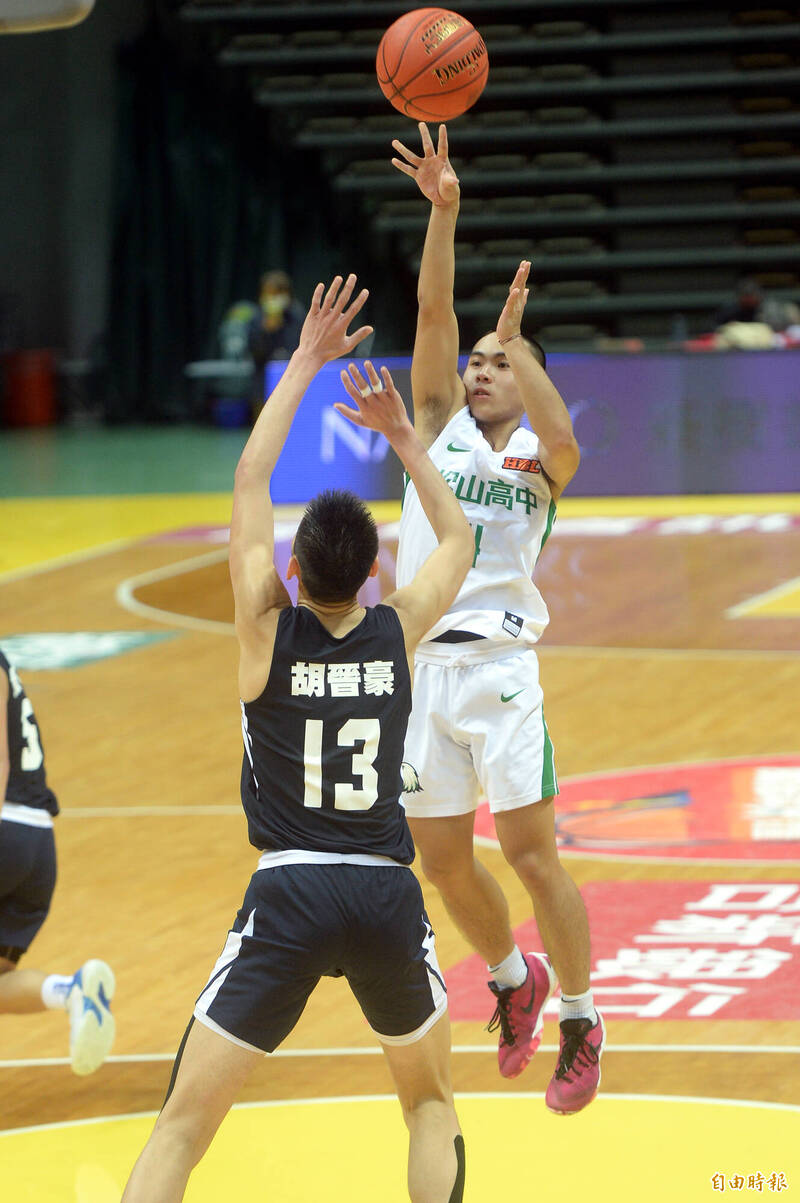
[417,291,455,318]
[234,455,257,487]
[549,433,580,472]
[543,435,581,491]
[452,531,475,581]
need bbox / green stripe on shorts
[541,714,559,799]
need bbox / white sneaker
[68,960,116,1076]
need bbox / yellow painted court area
[732,578,800,618]
[4,493,800,581]
[0,496,407,579]
[2,1094,796,1202]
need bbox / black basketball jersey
[240,605,415,863]
[1,650,59,815]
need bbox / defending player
[0,651,115,1075]
[391,123,605,1115]
[122,274,473,1203]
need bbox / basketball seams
[377,7,440,86]
[376,6,489,121]
[389,22,482,101]
[403,61,489,120]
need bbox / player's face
[462,333,523,425]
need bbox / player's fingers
[334,273,358,312]
[345,325,374,350]
[344,287,369,319]
[322,276,343,311]
[363,360,383,390]
[333,401,365,427]
[309,282,325,312]
[391,159,418,180]
[418,121,435,154]
[339,368,363,404]
[345,361,368,391]
[437,123,448,158]
[391,139,420,165]
[379,365,396,392]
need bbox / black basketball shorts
[0,818,57,958]
[194,862,447,1054]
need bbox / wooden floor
[2,499,799,1149]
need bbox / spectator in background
[713,277,800,335]
[713,277,765,328]
[247,270,305,402]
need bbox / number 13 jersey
[240,605,414,864]
[396,406,556,648]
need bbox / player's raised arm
[497,260,580,498]
[391,123,466,445]
[338,362,472,650]
[230,275,373,645]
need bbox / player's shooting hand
[336,361,413,440]
[496,260,531,345]
[391,123,460,207]
[298,274,373,367]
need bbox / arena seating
[178,0,800,344]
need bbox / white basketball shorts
[401,645,558,819]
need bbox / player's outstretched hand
[337,361,413,441]
[298,274,373,367]
[496,260,531,346]
[391,122,460,207]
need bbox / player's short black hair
[294,489,379,604]
[476,332,546,370]
[526,336,546,370]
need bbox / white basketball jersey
[396,406,556,647]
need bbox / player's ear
[287,554,300,582]
[368,558,379,579]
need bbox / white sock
[489,946,528,991]
[41,973,75,1011]
[559,988,597,1025]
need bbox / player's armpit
[229,546,289,625]
[537,438,581,500]
[410,311,466,445]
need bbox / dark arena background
[1,0,799,1199]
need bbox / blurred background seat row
[175,0,800,347]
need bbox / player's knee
[503,843,557,889]
[418,849,474,893]
[151,1103,216,1166]
[401,1093,454,1129]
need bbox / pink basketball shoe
[487,951,556,1079]
[545,1011,606,1115]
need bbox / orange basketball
[376,8,488,122]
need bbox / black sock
[448,1134,466,1203]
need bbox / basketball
[376,8,488,122]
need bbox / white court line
[726,575,800,618]
[115,548,234,636]
[114,540,799,654]
[60,806,241,818]
[1,1043,798,1069]
[2,1090,798,1139]
[0,536,142,585]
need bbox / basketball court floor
[1,427,798,1201]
